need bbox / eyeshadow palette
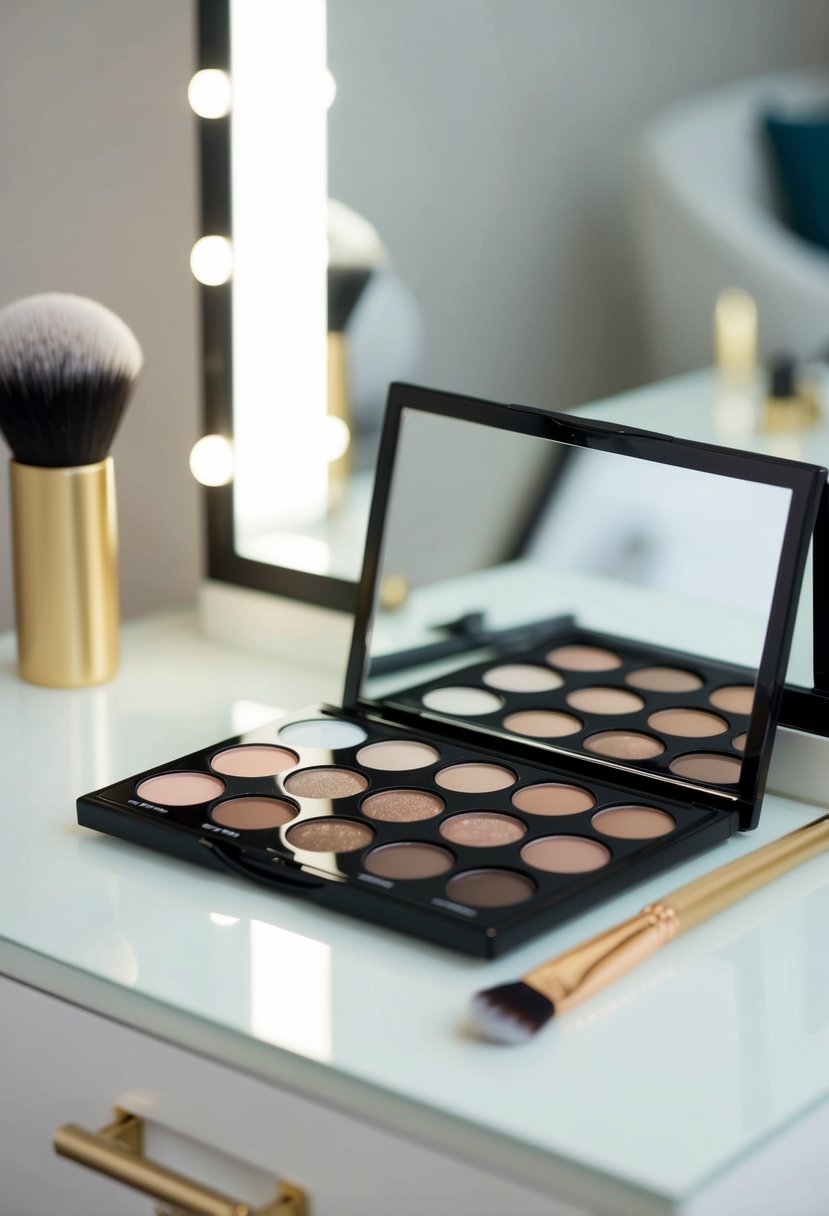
[78,384,826,956]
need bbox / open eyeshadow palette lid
[77,384,826,958]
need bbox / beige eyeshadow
[625,666,704,692]
[584,731,664,759]
[566,687,644,714]
[511,783,596,816]
[421,686,503,715]
[283,768,368,799]
[364,842,454,880]
[210,744,298,778]
[732,732,747,752]
[669,753,742,784]
[445,868,536,908]
[435,763,515,793]
[482,664,564,693]
[356,740,439,771]
[592,805,675,839]
[211,796,297,831]
[136,771,225,806]
[521,835,611,873]
[647,708,728,738]
[709,685,754,714]
[440,812,526,847]
[361,790,444,822]
[503,710,582,738]
[546,644,623,671]
[287,819,374,852]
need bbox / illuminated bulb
[190,235,233,285]
[190,434,234,486]
[323,415,351,462]
[322,68,337,109]
[209,913,240,927]
[188,69,232,118]
[714,288,757,385]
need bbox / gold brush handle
[53,1109,307,1216]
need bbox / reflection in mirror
[361,408,793,784]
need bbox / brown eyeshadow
[439,812,526,848]
[503,710,582,738]
[283,768,368,799]
[583,731,664,760]
[592,805,675,839]
[434,763,516,793]
[210,744,298,778]
[482,664,563,692]
[625,666,704,692]
[356,740,439,771]
[709,685,754,714]
[363,842,454,880]
[361,790,444,822]
[136,771,225,806]
[445,869,536,908]
[521,835,611,873]
[566,687,644,714]
[211,796,297,831]
[647,708,728,738]
[546,644,622,671]
[287,818,374,853]
[511,783,596,816]
[732,732,747,752]
[669,753,742,784]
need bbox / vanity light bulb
[323,415,351,462]
[190,236,233,286]
[190,435,234,486]
[322,69,337,109]
[188,69,232,118]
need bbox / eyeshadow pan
[283,767,368,799]
[440,812,526,847]
[482,664,564,693]
[511,782,596,816]
[625,665,704,692]
[546,644,623,671]
[647,708,729,738]
[592,805,675,839]
[521,835,611,873]
[709,685,754,714]
[210,744,298,777]
[422,686,503,715]
[584,730,664,760]
[211,796,297,831]
[356,740,439,770]
[279,719,367,749]
[136,772,225,806]
[364,842,454,880]
[435,763,516,793]
[503,710,582,738]
[669,753,742,784]
[566,687,644,714]
[287,818,374,853]
[732,732,747,752]
[362,790,444,822]
[446,868,536,908]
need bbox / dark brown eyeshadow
[211,796,298,831]
[363,842,454,880]
[445,869,536,908]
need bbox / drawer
[0,974,588,1216]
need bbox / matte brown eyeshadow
[211,796,297,831]
[521,835,611,873]
[546,644,622,671]
[511,783,596,816]
[625,666,704,692]
[446,869,536,908]
[503,710,582,737]
[592,805,675,839]
[364,842,454,880]
[435,763,516,793]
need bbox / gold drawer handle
[53,1107,307,1216]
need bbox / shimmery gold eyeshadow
[566,687,644,714]
[287,819,374,852]
[446,869,536,908]
[137,772,225,806]
[732,732,747,752]
[362,790,444,822]
[592,805,675,839]
[521,835,611,873]
[364,842,454,880]
[422,686,503,715]
[356,740,439,770]
[546,644,622,671]
[435,763,516,793]
[669,753,742,784]
[482,664,564,692]
[283,768,368,799]
[439,812,526,847]
[647,708,729,738]
[211,796,297,831]
[625,666,704,692]
[583,731,664,760]
[210,744,299,777]
[709,685,754,714]
[511,783,596,816]
[503,710,582,738]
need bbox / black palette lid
[344,384,826,829]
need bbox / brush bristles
[0,293,143,466]
[470,981,555,1044]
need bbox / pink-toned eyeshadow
[136,772,225,806]
[210,745,298,777]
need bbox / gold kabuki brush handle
[527,814,829,1015]
[10,457,118,687]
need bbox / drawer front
[0,975,588,1216]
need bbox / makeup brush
[0,292,142,687]
[471,811,829,1044]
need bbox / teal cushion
[763,108,829,252]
